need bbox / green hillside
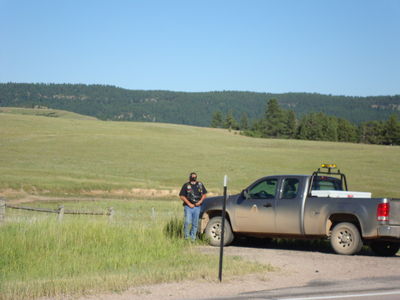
[0,107,97,120]
[1,83,399,126]
[0,109,398,198]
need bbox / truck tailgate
[390,199,400,226]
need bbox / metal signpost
[218,175,228,282]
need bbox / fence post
[58,205,64,222]
[219,175,228,282]
[0,198,5,223]
[108,207,114,222]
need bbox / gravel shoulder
[77,242,400,300]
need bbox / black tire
[370,241,400,257]
[330,222,363,255]
[204,216,234,246]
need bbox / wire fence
[0,198,179,224]
[0,198,114,222]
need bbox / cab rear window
[312,177,343,191]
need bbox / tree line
[211,99,400,145]
[1,83,399,127]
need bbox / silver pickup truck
[199,165,400,256]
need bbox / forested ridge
[0,83,399,127]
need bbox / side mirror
[241,189,250,200]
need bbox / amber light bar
[321,164,337,169]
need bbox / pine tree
[240,112,249,130]
[211,111,223,128]
[224,110,239,130]
[264,99,286,137]
[285,110,297,138]
[297,113,323,140]
[320,114,338,141]
[337,118,358,142]
[383,114,400,145]
[359,121,385,144]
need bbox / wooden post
[151,207,156,220]
[108,207,114,222]
[58,205,64,222]
[0,198,5,223]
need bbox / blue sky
[0,0,399,96]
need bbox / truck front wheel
[370,241,400,257]
[204,216,234,246]
[330,222,363,255]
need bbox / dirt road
[78,241,400,300]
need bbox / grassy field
[0,107,97,120]
[0,199,270,300]
[0,107,399,198]
[0,108,399,299]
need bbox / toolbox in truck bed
[310,190,372,198]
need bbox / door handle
[263,203,272,208]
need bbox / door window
[249,178,278,199]
[281,178,299,199]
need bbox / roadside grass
[0,199,271,300]
[1,110,399,198]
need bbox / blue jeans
[184,205,201,240]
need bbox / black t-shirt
[179,181,207,204]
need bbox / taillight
[377,203,390,221]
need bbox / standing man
[179,172,207,241]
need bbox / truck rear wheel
[330,222,363,255]
[370,241,400,257]
[204,216,234,246]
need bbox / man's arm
[180,195,195,208]
[195,193,207,207]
